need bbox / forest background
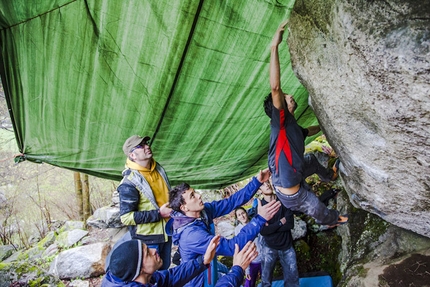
[0,84,117,249]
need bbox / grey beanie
[109,239,143,282]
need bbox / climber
[263,19,348,228]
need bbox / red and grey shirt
[268,103,305,188]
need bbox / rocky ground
[56,228,430,287]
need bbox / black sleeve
[260,218,283,235]
[118,183,161,224]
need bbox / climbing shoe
[324,214,349,230]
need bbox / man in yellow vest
[118,135,172,270]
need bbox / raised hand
[159,202,172,218]
[233,241,258,271]
[271,19,289,47]
[257,198,282,221]
[203,235,221,265]
[256,168,271,183]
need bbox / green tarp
[0,0,318,189]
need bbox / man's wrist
[200,255,210,267]
[253,176,263,184]
[232,265,246,273]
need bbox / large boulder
[49,242,110,279]
[288,0,430,237]
[56,229,89,248]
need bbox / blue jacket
[167,177,265,287]
[215,266,245,287]
[101,256,207,287]
[101,255,245,287]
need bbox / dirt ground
[355,252,430,287]
[379,254,430,287]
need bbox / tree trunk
[74,172,83,221]
[82,173,90,225]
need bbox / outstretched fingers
[203,235,221,265]
[266,200,282,217]
[272,19,289,46]
[278,19,289,31]
[242,242,257,262]
[233,242,258,270]
[257,168,271,183]
[257,199,282,220]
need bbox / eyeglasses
[130,141,149,153]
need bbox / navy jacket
[102,256,246,287]
[102,256,207,287]
[259,197,294,250]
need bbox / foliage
[1,90,119,248]
[294,227,342,284]
[4,259,63,286]
[354,264,368,278]
[0,222,89,285]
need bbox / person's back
[103,272,144,286]
[102,236,241,287]
[267,97,306,189]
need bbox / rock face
[288,0,430,237]
[336,193,430,286]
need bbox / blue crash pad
[299,275,333,287]
[257,275,333,287]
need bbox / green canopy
[0,0,318,189]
